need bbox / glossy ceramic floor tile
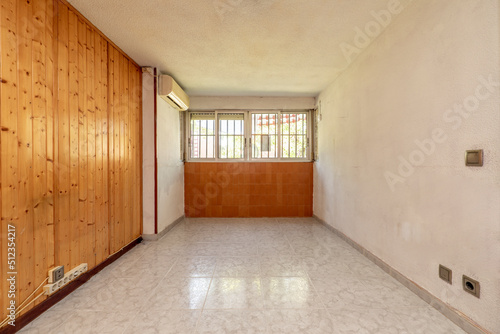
[19,218,467,334]
[261,277,324,309]
[166,256,217,278]
[204,277,264,309]
[214,256,261,277]
[267,309,336,334]
[196,309,268,334]
[123,309,200,334]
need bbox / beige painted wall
[157,96,185,232]
[142,72,156,235]
[143,72,184,236]
[190,96,316,110]
[314,1,499,332]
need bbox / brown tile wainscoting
[184,162,313,217]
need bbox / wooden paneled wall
[0,0,142,324]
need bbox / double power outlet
[44,263,88,296]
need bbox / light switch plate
[465,150,483,166]
[439,265,452,284]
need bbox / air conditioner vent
[158,75,190,111]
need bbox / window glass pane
[280,113,307,159]
[190,111,308,161]
[190,113,215,159]
[290,135,296,158]
[297,114,303,135]
[270,114,276,134]
[218,113,244,159]
[220,135,227,158]
[252,113,277,159]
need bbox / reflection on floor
[20,218,465,334]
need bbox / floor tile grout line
[18,217,467,333]
[194,258,217,332]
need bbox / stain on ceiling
[68,0,411,96]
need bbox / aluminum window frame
[216,111,247,161]
[186,110,311,162]
[187,112,217,161]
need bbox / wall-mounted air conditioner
[158,75,190,111]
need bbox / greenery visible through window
[218,113,245,159]
[187,111,310,161]
[190,113,215,159]
[252,113,278,159]
[280,113,308,158]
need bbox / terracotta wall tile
[184,162,313,218]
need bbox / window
[189,113,215,159]
[218,113,245,159]
[280,112,308,158]
[251,113,278,159]
[187,110,310,161]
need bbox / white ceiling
[68,0,401,97]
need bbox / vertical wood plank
[1,0,19,321]
[68,9,79,269]
[94,33,103,263]
[55,2,71,272]
[100,38,109,260]
[129,63,137,238]
[120,54,130,247]
[131,65,142,238]
[86,24,96,268]
[17,0,35,306]
[31,0,49,307]
[107,45,115,253]
[50,0,61,295]
[77,17,88,269]
[112,47,121,252]
[106,45,112,253]
[45,0,56,277]
[0,1,4,318]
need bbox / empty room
[0,0,499,333]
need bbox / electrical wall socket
[48,266,65,284]
[44,263,88,296]
[462,275,480,298]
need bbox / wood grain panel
[17,0,35,309]
[31,0,50,308]
[55,0,71,273]
[68,8,79,273]
[0,0,142,325]
[108,47,118,253]
[120,54,130,248]
[86,24,96,268]
[94,33,106,264]
[1,0,20,321]
[77,17,88,270]
[44,0,56,277]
